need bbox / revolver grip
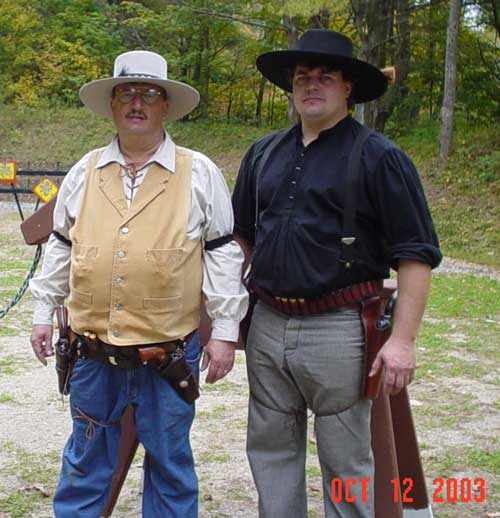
[138,346,167,363]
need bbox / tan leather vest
[68,146,202,345]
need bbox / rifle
[20,195,57,245]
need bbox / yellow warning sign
[0,159,17,183]
[32,177,59,202]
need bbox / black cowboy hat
[256,29,388,103]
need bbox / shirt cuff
[32,303,56,326]
[210,319,240,343]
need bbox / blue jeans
[53,333,201,518]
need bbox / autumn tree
[438,0,461,164]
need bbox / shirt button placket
[287,151,304,208]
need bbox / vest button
[115,303,123,310]
[112,329,120,337]
[115,277,124,285]
[121,227,129,234]
[117,250,126,258]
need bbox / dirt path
[0,330,323,517]
[0,330,262,518]
[436,256,500,281]
[0,204,499,517]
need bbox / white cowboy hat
[79,51,200,121]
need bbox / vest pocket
[71,244,99,293]
[70,287,93,306]
[146,248,183,268]
[145,248,183,295]
[143,296,182,312]
[73,244,99,261]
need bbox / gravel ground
[435,257,500,281]
[0,203,499,517]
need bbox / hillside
[0,105,498,266]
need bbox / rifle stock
[20,195,57,245]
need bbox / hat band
[117,73,162,79]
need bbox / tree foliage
[0,0,497,127]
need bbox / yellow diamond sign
[0,159,17,183]
[32,177,58,202]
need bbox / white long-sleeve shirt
[30,132,248,342]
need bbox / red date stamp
[330,477,487,503]
[391,477,486,503]
[331,477,371,502]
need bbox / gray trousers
[246,301,374,518]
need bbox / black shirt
[232,116,441,298]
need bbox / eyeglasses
[114,87,165,105]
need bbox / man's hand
[200,339,236,384]
[369,336,416,395]
[30,324,54,366]
[369,259,431,396]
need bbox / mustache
[126,111,147,119]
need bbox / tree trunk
[351,0,393,129]
[226,95,232,122]
[427,0,438,117]
[283,15,299,124]
[269,84,276,126]
[490,0,500,38]
[308,8,330,29]
[438,0,461,164]
[375,0,411,132]
[199,24,210,118]
[255,75,266,126]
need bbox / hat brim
[79,77,200,121]
[256,50,388,103]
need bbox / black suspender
[253,124,372,268]
[340,125,372,268]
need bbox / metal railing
[0,168,66,318]
[0,169,67,194]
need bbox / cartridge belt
[254,279,383,316]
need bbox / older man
[232,30,441,517]
[30,50,247,517]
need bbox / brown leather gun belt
[68,329,195,368]
[254,279,383,316]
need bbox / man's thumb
[369,355,382,377]
[200,350,209,372]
